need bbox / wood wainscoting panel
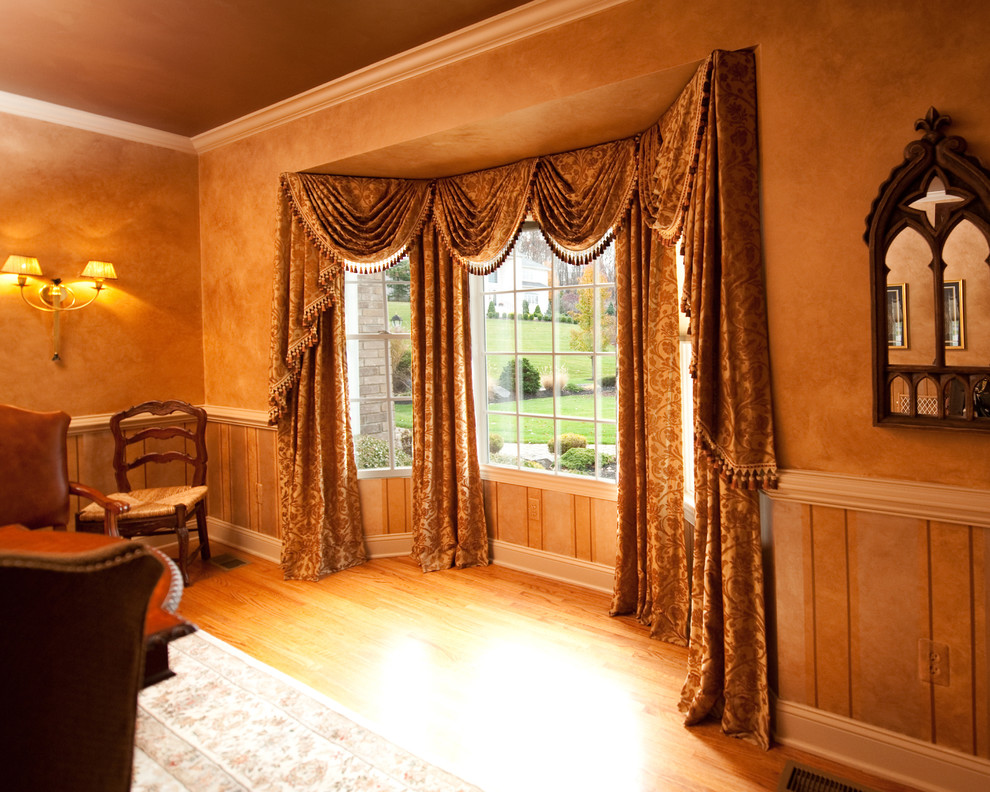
[256,427,279,538]
[227,424,251,530]
[495,482,527,546]
[976,528,990,758]
[770,499,814,706]
[929,521,977,755]
[542,489,575,557]
[385,477,411,534]
[811,505,852,718]
[574,495,593,561]
[482,479,497,539]
[358,478,387,536]
[591,497,616,566]
[847,511,932,743]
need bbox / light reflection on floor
[377,634,643,792]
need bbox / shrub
[355,435,390,469]
[498,357,541,397]
[532,305,543,319]
[539,364,570,392]
[487,299,497,318]
[548,432,587,454]
[560,447,596,472]
[599,375,616,389]
[489,433,504,454]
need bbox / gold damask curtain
[677,51,777,748]
[268,45,775,745]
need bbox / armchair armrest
[70,482,130,536]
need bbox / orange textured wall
[0,113,203,415]
[197,0,990,489]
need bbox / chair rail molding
[771,468,990,528]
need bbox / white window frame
[469,225,618,491]
[344,268,412,479]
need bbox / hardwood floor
[176,545,920,792]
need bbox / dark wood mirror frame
[866,107,990,429]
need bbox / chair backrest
[0,539,164,792]
[0,404,71,529]
[111,400,208,493]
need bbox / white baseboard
[203,522,614,593]
[366,532,414,558]
[206,517,282,563]
[489,538,614,593]
[774,699,990,792]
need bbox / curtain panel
[267,46,776,746]
[676,50,778,749]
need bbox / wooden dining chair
[76,400,211,586]
[0,404,127,534]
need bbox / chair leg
[174,505,191,587]
[195,502,211,561]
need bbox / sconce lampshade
[80,260,118,281]
[2,255,43,276]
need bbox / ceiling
[0,0,704,177]
[0,0,532,137]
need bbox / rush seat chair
[77,399,211,586]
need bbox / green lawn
[394,394,616,445]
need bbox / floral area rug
[133,631,483,791]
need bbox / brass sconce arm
[2,255,118,361]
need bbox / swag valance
[269,54,711,424]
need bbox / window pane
[554,286,592,352]
[597,423,617,482]
[488,414,518,467]
[554,419,595,477]
[518,290,551,352]
[386,260,411,332]
[597,245,616,284]
[393,399,413,467]
[355,274,386,333]
[487,353,517,404]
[486,304,514,352]
[518,354,552,405]
[520,414,554,467]
[516,246,552,291]
[553,258,585,288]
[556,354,593,419]
[344,278,360,334]
[596,284,617,353]
[596,354,617,420]
[389,338,412,398]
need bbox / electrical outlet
[918,639,950,686]
[527,497,540,521]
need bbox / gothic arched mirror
[866,108,990,428]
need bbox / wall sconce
[2,255,118,361]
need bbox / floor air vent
[777,760,880,792]
[210,553,248,571]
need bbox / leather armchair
[0,404,128,533]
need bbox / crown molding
[772,468,990,529]
[192,0,633,153]
[0,90,195,153]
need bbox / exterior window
[474,225,617,481]
[344,263,412,473]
